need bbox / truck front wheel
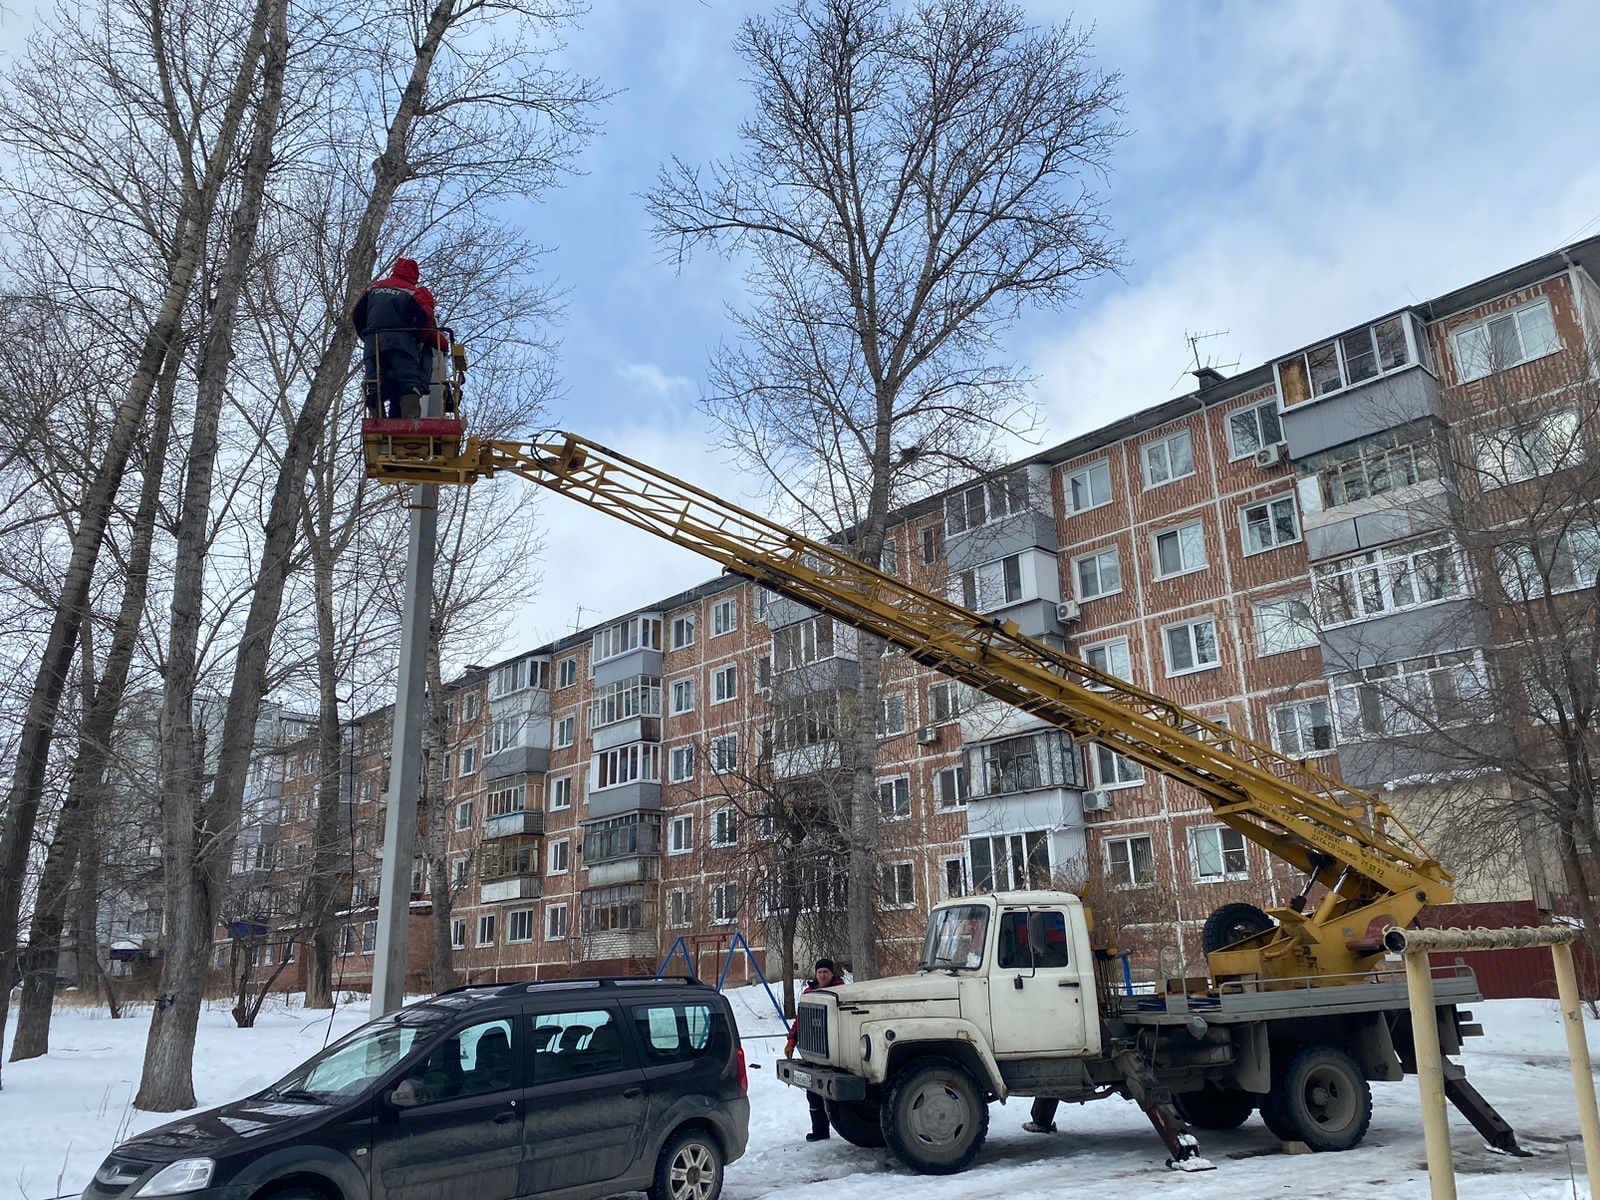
[1267,1046,1372,1151]
[1172,1083,1254,1130]
[826,1097,886,1148]
[880,1056,989,1174]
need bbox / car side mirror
[390,1078,423,1109]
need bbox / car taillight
[736,1045,749,1095]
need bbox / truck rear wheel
[880,1056,989,1174]
[1267,1046,1372,1151]
[1202,903,1274,954]
[826,1097,886,1147]
[1172,1083,1254,1130]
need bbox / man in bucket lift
[352,257,449,419]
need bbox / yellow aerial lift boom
[363,416,1453,987]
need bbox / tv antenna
[1178,329,1240,389]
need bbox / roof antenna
[571,604,591,633]
[1180,330,1239,391]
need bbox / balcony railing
[484,809,545,840]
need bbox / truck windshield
[919,904,989,971]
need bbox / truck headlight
[859,1034,871,1062]
[134,1159,215,1196]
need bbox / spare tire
[1202,903,1274,955]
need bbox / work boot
[805,1130,830,1142]
[1022,1121,1057,1134]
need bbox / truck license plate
[791,1069,813,1088]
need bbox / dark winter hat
[814,958,837,975]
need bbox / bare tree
[648,0,1122,976]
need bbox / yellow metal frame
[364,429,1453,984]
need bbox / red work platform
[361,416,477,484]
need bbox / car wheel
[826,1097,887,1147]
[880,1056,989,1175]
[648,1128,724,1200]
[1171,1083,1255,1130]
[1267,1045,1372,1151]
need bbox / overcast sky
[7,0,1600,667]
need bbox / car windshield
[919,904,989,971]
[263,1019,432,1102]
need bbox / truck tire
[1267,1046,1372,1151]
[1202,903,1274,954]
[880,1056,989,1174]
[1171,1083,1254,1130]
[826,1097,887,1147]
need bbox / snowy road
[1,987,1594,1200]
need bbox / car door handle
[622,1087,644,1099]
[1058,980,1081,988]
[493,1109,519,1124]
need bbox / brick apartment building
[224,235,1600,991]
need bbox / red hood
[390,257,420,284]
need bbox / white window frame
[935,764,968,809]
[548,838,570,876]
[506,908,535,944]
[556,657,577,688]
[1104,834,1155,889]
[877,691,907,738]
[450,918,467,950]
[1331,651,1492,742]
[1074,545,1122,600]
[464,693,480,721]
[668,814,694,855]
[459,743,477,776]
[712,664,738,704]
[476,914,496,947]
[711,881,739,925]
[1141,429,1195,489]
[1227,398,1284,460]
[554,715,575,749]
[454,800,473,831]
[710,734,738,774]
[880,860,916,908]
[710,806,739,848]
[548,775,572,811]
[1163,617,1221,677]
[1152,520,1207,578]
[545,903,568,941]
[1269,697,1336,758]
[668,744,694,784]
[1066,459,1112,513]
[670,677,695,715]
[1254,595,1318,656]
[1498,527,1600,601]
[1472,405,1581,489]
[1080,637,1133,687]
[941,855,971,900]
[670,612,696,650]
[876,775,911,820]
[1190,825,1248,882]
[1093,744,1144,789]
[1239,495,1300,555]
[666,888,693,929]
[711,597,738,636]
[1312,537,1469,628]
[1451,298,1561,383]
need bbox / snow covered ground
[2,986,1596,1200]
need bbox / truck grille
[796,1002,829,1057]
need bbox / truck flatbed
[1115,967,1481,1026]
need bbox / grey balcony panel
[771,657,859,702]
[586,781,662,819]
[944,509,1058,573]
[986,598,1060,641]
[591,717,661,753]
[484,744,550,782]
[1335,733,1509,793]
[1304,517,1361,562]
[1318,600,1488,674]
[1282,367,1442,460]
[774,742,843,780]
[586,857,661,887]
[480,876,542,904]
[483,810,545,840]
[593,649,664,688]
[766,594,823,630]
[1352,504,1450,549]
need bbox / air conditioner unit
[1056,600,1082,623]
[915,725,938,746]
[1081,788,1111,813]
[1253,443,1283,468]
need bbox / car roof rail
[425,974,707,1000]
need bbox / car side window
[531,1008,629,1082]
[629,1003,729,1065]
[996,910,1071,970]
[413,1018,516,1103]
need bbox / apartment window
[969,730,1084,797]
[879,538,899,577]
[1313,429,1439,508]
[557,657,577,688]
[1191,826,1247,881]
[929,680,974,723]
[773,615,837,670]
[1153,521,1206,577]
[1498,527,1600,601]
[589,675,663,730]
[1278,315,1412,406]
[1312,536,1467,627]
[877,692,907,738]
[440,753,451,779]
[711,807,739,847]
[711,664,738,704]
[951,553,1025,611]
[507,909,535,943]
[1141,429,1195,488]
[755,655,772,694]
[450,918,466,950]
[1228,399,1283,459]
[942,856,970,899]
[971,831,1050,891]
[711,882,739,924]
[712,597,737,636]
[1164,618,1220,675]
[453,857,469,888]
[338,926,354,956]
[1254,595,1318,656]
[459,744,477,776]
[445,699,455,727]
[1067,459,1112,513]
[668,814,693,855]
[1473,406,1581,488]
[546,903,568,940]
[1081,637,1132,686]
[935,765,969,809]
[711,734,738,773]
[549,776,571,811]
[454,800,474,831]
[671,612,696,649]
[1105,835,1155,888]
[668,744,694,783]
[921,525,939,564]
[592,743,660,790]
[1093,744,1144,788]
[476,914,496,947]
[486,784,525,818]
[1074,546,1121,600]
[362,921,377,954]
[548,838,570,875]
[1452,299,1560,382]
[876,776,911,820]
[1240,495,1300,555]
[491,658,544,699]
[486,715,522,755]
[667,888,692,928]
[1270,698,1335,757]
[464,693,480,721]
[944,472,1030,535]
[880,861,916,908]
[1332,651,1491,741]
[553,715,575,749]
[756,585,777,621]
[670,677,695,715]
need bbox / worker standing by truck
[784,958,842,1142]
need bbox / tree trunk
[845,632,886,981]
[138,0,459,1109]
[74,809,107,1013]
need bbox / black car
[84,977,749,1200]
